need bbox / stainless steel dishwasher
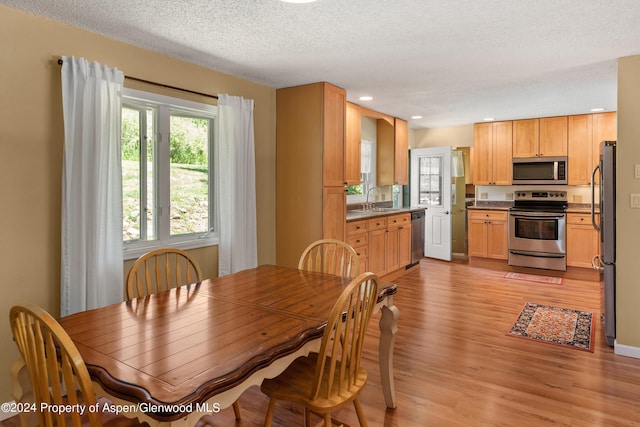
[410,209,425,267]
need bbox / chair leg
[304,407,311,427]
[353,397,368,427]
[263,398,277,427]
[232,400,241,420]
[323,413,332,427]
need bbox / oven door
[508,210,566,254]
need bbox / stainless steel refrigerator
[591,140,616,347]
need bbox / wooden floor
[5,258,640,426]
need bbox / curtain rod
[57,59,218,100]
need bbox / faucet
[365,186,380,204]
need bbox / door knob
[444,211,450,215]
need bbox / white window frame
[122,88,218,260]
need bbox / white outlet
[635,165,640,179]
[631,193,640,208]
[506,192,513,200]
[480,192,488,200]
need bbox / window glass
[121,89,217,258]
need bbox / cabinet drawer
[353,245,368,259]
[368,217,388,231]
[387,213,411,229]
[347,233,368,248]
[346,220,368,235]
[468,210,508,221]
[567,213,595,225]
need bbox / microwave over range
[512,156,567,185]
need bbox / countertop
[467,202,597,214]
[346,206,426,222]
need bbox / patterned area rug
[507,302,595,352]
[504,272,563,285]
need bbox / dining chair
[125,248,242,420]
[126,248,204,299]
[298,239,360,278]
[260,272,379,427]
[9,303,148,427]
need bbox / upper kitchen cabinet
[276,82,347,268]
[393,118,409,185]
[345,102,362,185]
[512,119,539,158]
[472,121,512,185]
[592,112,617,169]
[567,114,593,185]
[568,112,616,185]
[513,116,567,158]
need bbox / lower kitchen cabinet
[346,212,412,277]
[467,210,509,260]
[387,213,412,272]
[368,218,388,276]
[566,213,599,268]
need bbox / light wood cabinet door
[568,114,593,185]
[322,83,346,187]
[592,112,617,172]
[323,186,346,241]
[467,218,489,257]
[398,223,412,267]
[493,121,513,185]
[539,116,568,157]
[566,213,599,268]
[486,220,508,260]
[345,102,362,185]
[512,119,539,158]
[394,118,409,185]
[369,228,387,276]
[472,123,493,185]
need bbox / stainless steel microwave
[512,157,567,185]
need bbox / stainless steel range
[508,190,568,271]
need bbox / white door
[410,147,452,261]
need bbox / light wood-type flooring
[4,258,640,426]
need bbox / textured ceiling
[4,0,640,128]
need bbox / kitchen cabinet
[467,210,508,260]
[568,112,616,185]
[345,102,362,185]
[346,219,369,273]
[368,217,388,276]
[592,112,617,174]
[376,116,409,186]
[387,213,411,272]
[513,117,567,158]
[276,82,347,268]
[512,119,540,158]
[472,121,512,185]
[568,114,593,185]
[566,213,599,268]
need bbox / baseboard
[614,341,640,359]
[0,401,18,421]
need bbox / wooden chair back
[298,239,360,278]
[126,248,203,299]
[310,272,378,401]
[10,304,103,427]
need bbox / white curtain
[217,94,258,275]
[60,57,125,316]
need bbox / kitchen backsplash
[474,185,594,205]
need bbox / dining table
[12,265,399,426]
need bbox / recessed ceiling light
[483,117,495,121]
[359,96,373,101]
[590,108,605,112]
[411,115,423,120]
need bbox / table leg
[379,296,399,409]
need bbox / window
[121,89,217,259]
[418,155,443,206]
[346,139,376,203]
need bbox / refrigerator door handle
[592,254,604,271]
[591,164,601,231]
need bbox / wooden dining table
[31,265,399,426]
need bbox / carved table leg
[379,296,399,409]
